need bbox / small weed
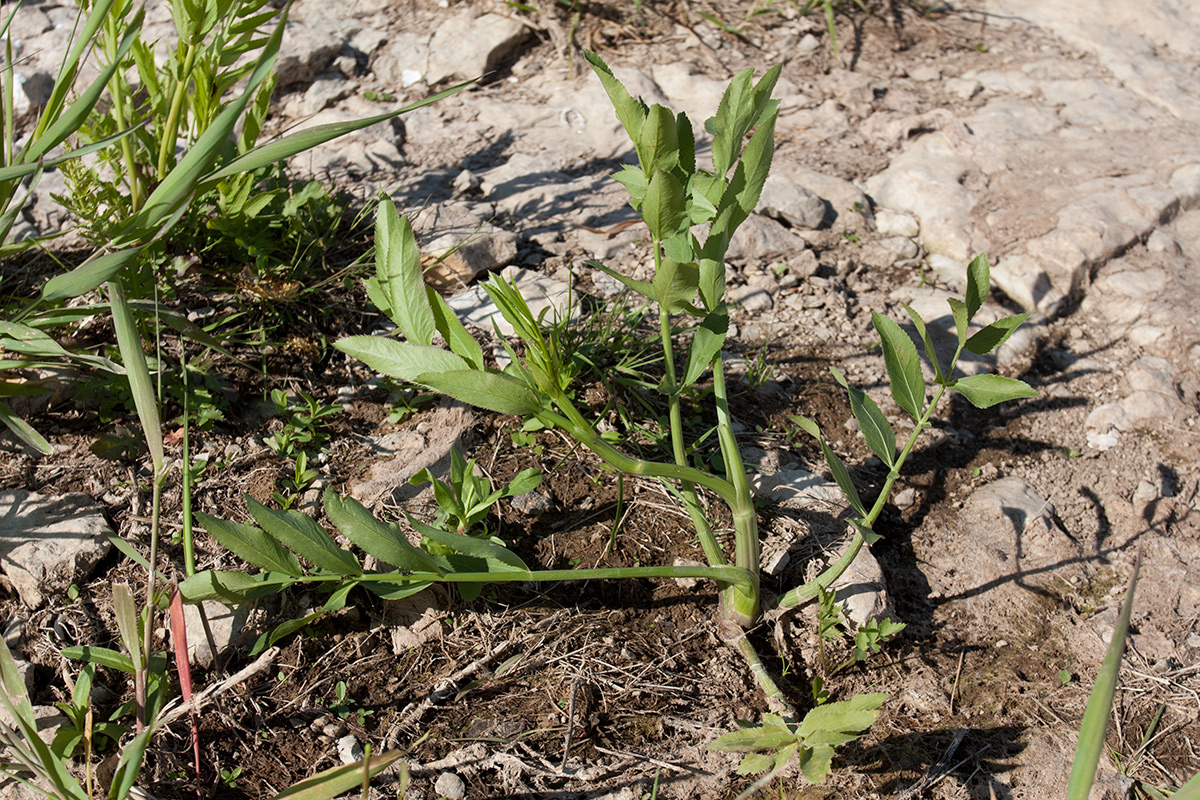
[219,767,243,788]
[264,388,340,461]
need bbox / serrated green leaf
[334,337,467,383]
[800,743,836,784]
[323,489,442,572]
[652,257,700,314]
[584,51,649,146]
[965,252,990,319]
[797,693,887,744]
[642,169,686,241]
[376,200,434,345]
[831,368,894,467]
[417,369,542,416]
[636,104,680,176]
[612,165,648,209]
[952,374,1037,408]
[947,297,970,352]
[902,302,943,383]
[731,113,776,220]
[964,312,1030,356]
[872,311,925,420]
[246,497,363,575]
[737,752,776,775]
[197,512,303,576]
[683,307,728,387]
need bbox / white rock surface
[425,12,530,85]
[0,491,113,608]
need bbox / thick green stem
[658,299,726,567]
[773,384,949,610]
[157,41,197,179]
[710,357,760,625]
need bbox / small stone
[401,68,422,88]
[796,33,820,53]
[728,285,773,314]
[760,174,827,229]
[995,639,1008,648]
[425,12,530,85]
[0,491,114,608]
[945,77,983,100]
[788,249,821,279]
[893,487,917,509]
[1132,480,1158,504]
[336,734,363,765]
[1187,635,1200,648]
[435,771,467,800]
[511,490,552,517]
[1146,229,1181,254]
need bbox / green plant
[220,766,243,787]
[1068,555,1200,800]
[265,388,340,461]
[410,448,542,538]
[330,681,375,725]
[185,54,1035,790]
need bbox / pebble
[1132,480,1158,504]
[435,771,467,800]
[336,734,363,764]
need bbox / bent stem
[773,384,948,611]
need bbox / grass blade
[1067,552,1141,800]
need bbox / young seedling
[410,449,542,539]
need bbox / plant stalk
[773,384,948,610]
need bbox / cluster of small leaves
[264,388,340,461]
[585,50,779,397]
[816,586,905,675]
[410,448,541,539]
[792,253,1036,523]
[181,490,532,649]
[710,694,887,784]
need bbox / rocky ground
[0,0,1198,798]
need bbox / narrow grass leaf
[965,252,990,319]
[683,307,728,387]
[26,8,144,160]
[269,749,403,800]
[872,311,925,420]
[0,403,51,454]
[322,489,442,572]
[112,583,142,674]
[1067,553,1140,800]
[0,127,140,182]
[109,281,164,471]
[41,246,144,302]
[427,286,484,370]
[417,370,542,416]
[376,200,434,344]
[407,514,528,571]
[110,727,153,800]
[196,512,302,576]
[952,374,1037,409]
[59,646,135,673]
[334,337,466,383]
[246,497,363,575]
[1172,774,1200,800]
[965,312,1031,356]
[830,367,894,467]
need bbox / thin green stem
[102,13,143,212]
[238,563,757,595]
[539,404,739,508]
[773,384,949,609]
